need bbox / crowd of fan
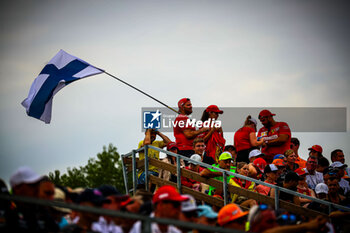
[1,98,349,232]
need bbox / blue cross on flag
[21,50,103,123]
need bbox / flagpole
[102,71,179,114]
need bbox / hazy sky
[1,0,349,184]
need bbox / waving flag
[22,50,103,123]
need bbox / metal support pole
[142,218,151,233]
[132,150,137,195]
[274,187,279,211]
[144,145,149,192]
[177,156,182,193]
[121,154,129,195]
[223,172,228,206]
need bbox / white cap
[249,117,258,126]
[315,183,329,194]
[10,166,44,188]
[181,194,197,212]
[330,161,347,168]
[249,149,263,159]
[189,154,202,165]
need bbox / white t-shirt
[306,170,324,190]
[339,178,350,195]
[92,216,123,233]
[129,213,182,233]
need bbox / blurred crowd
[1,98,350,232]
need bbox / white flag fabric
[22,49,103,123]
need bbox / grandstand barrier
[121,145,350,217]
[0,193,243,233]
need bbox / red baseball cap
[152,185,188,204]
[258,109,276,119]
[295,168,307,176]
[253,158,267,173]
[167,142,178,151]
[205,105,223,114]
[308,145,323,153]
[178,98,190,108]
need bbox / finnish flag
[21,49,103,123]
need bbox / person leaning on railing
[200,152,236,197]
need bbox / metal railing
[0,194,242,233]
[121,145,350,213]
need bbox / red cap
[308,145,323,153]
[167,142,178,151]
[295,168,307,176]
[218,203,248,226]
[178,98,190,108]
[258,109,276,119]
[253,158,267,173]
[205,105,223,114]
[152,185,188,204]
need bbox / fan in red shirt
[257,110,291,164]
[234,115,265,163]
[198,105,226,164]
[173,98,209,160]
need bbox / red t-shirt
[174,114,196,151]
[257,122,291,159]
[234,126,255,152]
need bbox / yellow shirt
[138,140,166,177]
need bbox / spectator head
[283,172,301,189]
[217,203,248,230]
[98,185,130,211]
[189,154,202,172]
[264,164,279,182]
[327,177,340,196]
[317,157,330,173]
[323,168,339,184]
[167,142,179,154]
[224,145,237,159]
[218,152,233,169]
[248,204,278,233]
[273,154,285,161]
[193,138,206,155]
[272,159,286,176]
[306,156,318,172]
[330,161,347,179]
[152,185,188,220]
[244,115,258,130]
[77,188,111,225]
[145,128,158,143]
[178,98,192,115]
[253,158,267,174]
[249,149,264,163]
[295,168,308,185]
[237,162,249,177]
[290,137,300,153]
[10,166,45,197]
[258,109,276,127]
[308,145,323,158]
[331,149,344,163]
[196,205,218,226]
[201,105,223,121]
[37,176,55,200]
[52,187,71,214]
[315,183,328,200]
[179,194,198,227]
[284,149,297,164]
